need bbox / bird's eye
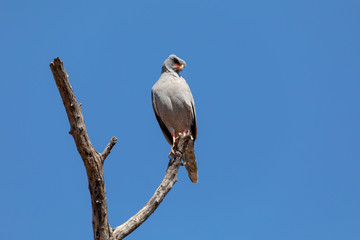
[173,58,180,64]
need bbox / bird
[151,54,198,183]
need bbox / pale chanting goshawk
[151,54,198,183]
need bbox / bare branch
[111,134,193,240]
[102,136,118,164]
[50,57,193,240]
[50,57,113,240]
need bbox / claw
[168,129,191,156]
[169,133,178,156]
[180,128,189,136]
[168,146,175,156]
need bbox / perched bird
[151,54,198,183]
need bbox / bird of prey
[151,54,198,183]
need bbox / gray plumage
[151,54,198,183]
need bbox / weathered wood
[50,58,113,240]
[102,136,118,164]
[50,57,192,240]
[111,135,192,240]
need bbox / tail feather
[183,139,198,183]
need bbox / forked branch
[50,57,192,240]
[50,58,114,240]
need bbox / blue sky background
[1,1,359,239]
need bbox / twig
[102,136,118,164]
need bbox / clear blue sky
[1,1,359,239]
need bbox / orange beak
[175,64,184,71]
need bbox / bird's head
[162,54,186,74]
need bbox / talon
[168,147,175,156]
[169,133,178,156]
[179,128,189,137]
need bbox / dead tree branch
[50,57,192,240]
[50,58,114,240]
[111,135,192,240]
[102,136,118,164]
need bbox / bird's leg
[179,128,192,139]
[169,133,179,156]
[178,129,189,165]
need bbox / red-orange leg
[169,133,179,156]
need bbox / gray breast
[152,73,194,134]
